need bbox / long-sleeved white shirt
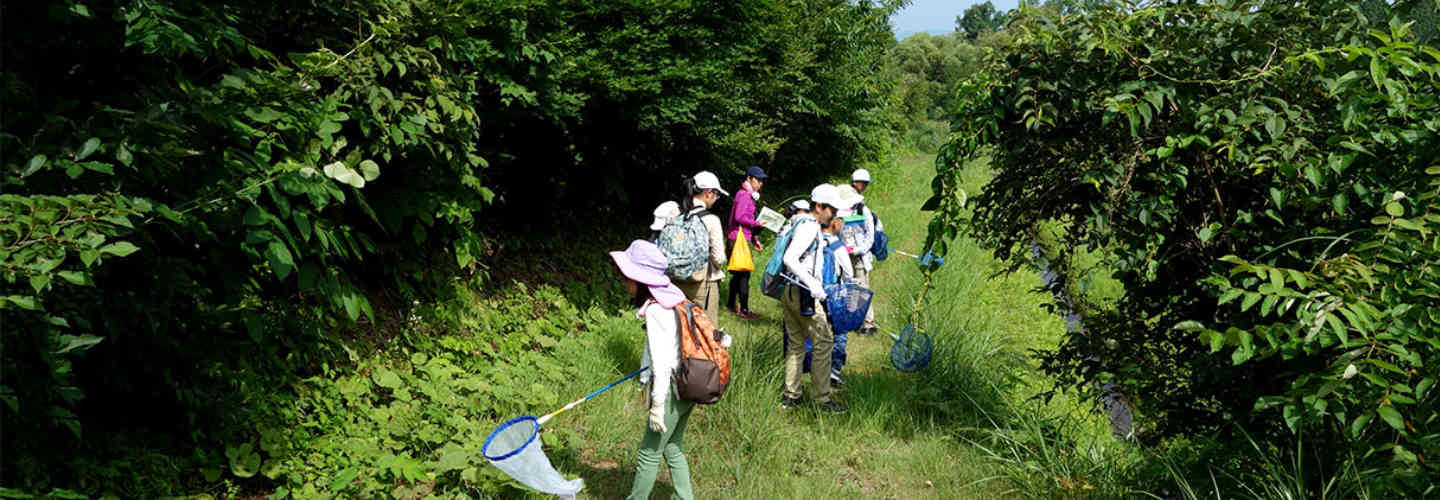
[841,205,878,269]
[783,217,826,298]
[638,300,679,404]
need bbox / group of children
[608,167,882,499]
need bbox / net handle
[537,365,650,425]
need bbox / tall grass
[507,153,1301,499]
[1156,428,1378,500]
[874,155,1163,498]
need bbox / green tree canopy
[956,1,1004,40]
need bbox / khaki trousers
[677,280,720,322]
[782,285,832,403]
[851,255,876,326]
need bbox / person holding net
[609,240,700,500]
[847,169,882,335]
[778,184,847,413]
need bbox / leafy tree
[926,0,1439,491]
[956,1,1004,40]
[0,0,903,493]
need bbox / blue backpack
[871,229,889,261]
[658,210,712,280]
[822,237,846,287]
[761,215,817,299]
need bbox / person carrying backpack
[778,199,809,236]
[785,207,856,386]
[726,166,768,319]
[779,184,847,413]
[609,240,730,500]
[846,170,883,334]
[669,172,729,322]
[821,208,855,385]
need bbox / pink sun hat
[609,240,671,287]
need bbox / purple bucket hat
[610,240,671,287]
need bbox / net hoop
[483,415,540,461]
[890,324,933,373]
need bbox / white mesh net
[483,417,584,499]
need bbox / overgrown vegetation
[8,0,1440,497]
[1,0,902,495]
[928,0,1440,494]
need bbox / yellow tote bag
[728,230,755,272]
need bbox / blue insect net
[825,281,874,334]
[889,324,933,373]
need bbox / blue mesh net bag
[889,324,932,373]
[825,281,873,334]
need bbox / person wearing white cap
[675,171,729,321]
[837,184,880,334]
[648,201,682,241]
[778,184,846,413]
[851,168,872,191]
[778,199,810,236]
[849,169,883,333]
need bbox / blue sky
[892,0,1021,40]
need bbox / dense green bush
[0,0,901,493]
[925,0,1438,492]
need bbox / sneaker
[780,396,803,409]
[817,400,848,414]
[830,373,845,387]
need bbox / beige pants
[851,255,876,327]
[782,285,832,403]
[677,280,720,322]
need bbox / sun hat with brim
[852,169,872,183]
[790,199,810,211]
[610,240,671,287]
[837,184,865,207]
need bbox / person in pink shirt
[726,166,767,319]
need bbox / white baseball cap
[810,184,842,208]
[789,199,810,211]
[852,169,872,183]
[693,171,730,196]
[650,201,681,231]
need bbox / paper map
[758,206,786,233]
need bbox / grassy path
[537,154,1070,499]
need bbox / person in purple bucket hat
[609,239,718,500]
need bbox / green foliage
[889,32,1006,152]
[255,285,591,498]
[930,0,1439,492]
[1,0,903,494]
[957,1,1005,40]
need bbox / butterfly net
[483,416,584,499]
[889,324,933,373]
[825,281,874,334]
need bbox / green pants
[626,391,696,500]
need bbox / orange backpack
[673,301,731,404]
